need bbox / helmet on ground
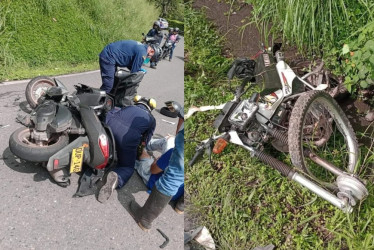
[153,21,161,30]
[175,27,180,33]
[134,95,156,111]
[150,44,161,60]
[160,101,183,119]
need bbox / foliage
[148,0,184,21]
[185,5,374,249]
[168,19,184,33]
[0,0,158,81]
[337,22,374,94]
[246,0,371,55]
[244,0,374,92]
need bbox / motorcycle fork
[227,130,367,213]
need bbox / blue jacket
[99,40,147,73]
[146,29,163,44]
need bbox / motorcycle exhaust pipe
[252,149,352,213]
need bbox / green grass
[185,5,374,249]
[245,0,373,56]
[0,0,159,81]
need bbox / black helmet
[150,44,161,60]
[134,95,156,111]
[160,101,184,119]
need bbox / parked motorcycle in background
[188,43,368,212]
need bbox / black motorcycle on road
[9,70,144,196]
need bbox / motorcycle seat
[115,70,137,80]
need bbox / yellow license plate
[69,146,84,173]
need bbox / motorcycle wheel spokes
[289,91,358,188]
[26,76,57,109]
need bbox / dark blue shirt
[146,29,163,44]
[99,40,147,73]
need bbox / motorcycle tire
[9,127,69,162]
[26,76,57,109]
[161,50,167,60]
[288,90,359,188]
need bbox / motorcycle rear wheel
[288,91,359,188]
[9,127,69,162]
[26,76,57,109]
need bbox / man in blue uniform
[129,101,184,231]
[145,21,163,69]
[97,96,157,203]
[99,40,157,93]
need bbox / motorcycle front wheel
[9,127,69,162]
[26,76,57,109]
[288,91,359,189]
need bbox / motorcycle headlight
[228,100,258,131]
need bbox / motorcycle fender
[46,136,89,172]
[79,105,107,168]
[276,61,296,97]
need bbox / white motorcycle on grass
[188,44,368,213]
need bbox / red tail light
[53,159,59,169]
[96,134,109,169]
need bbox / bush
[0,0,158,80]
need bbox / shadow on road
[174,56,184,62]
[116,173,148,211]
[2,147,52,183]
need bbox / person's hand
[140,68,147,74]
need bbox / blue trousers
[156,129,184,197]
[169,43,176,60]
[105,107,155,188]
[99,56,116,93]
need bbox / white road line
[0,69,100,86]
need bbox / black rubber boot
[129,186,172,231]
[174,195,184,214]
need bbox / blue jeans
[169,43,176,60]
[156,129,184,197]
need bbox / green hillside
[0,0,159,81]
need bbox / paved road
[0,39,184,249]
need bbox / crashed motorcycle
[9,70,145,196]
[188,44,368,212]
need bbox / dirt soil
[191,0,373,140]
[192,0,300,60]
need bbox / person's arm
[130,51,146,73]
[176,117,183,135]
[152,148,173,174]
[150,159,163,174]
[146,29,154,37]
[145,117,156,145]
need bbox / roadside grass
[0,0,158,81]
[185,5,374,249]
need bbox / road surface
[0,39,184,249]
